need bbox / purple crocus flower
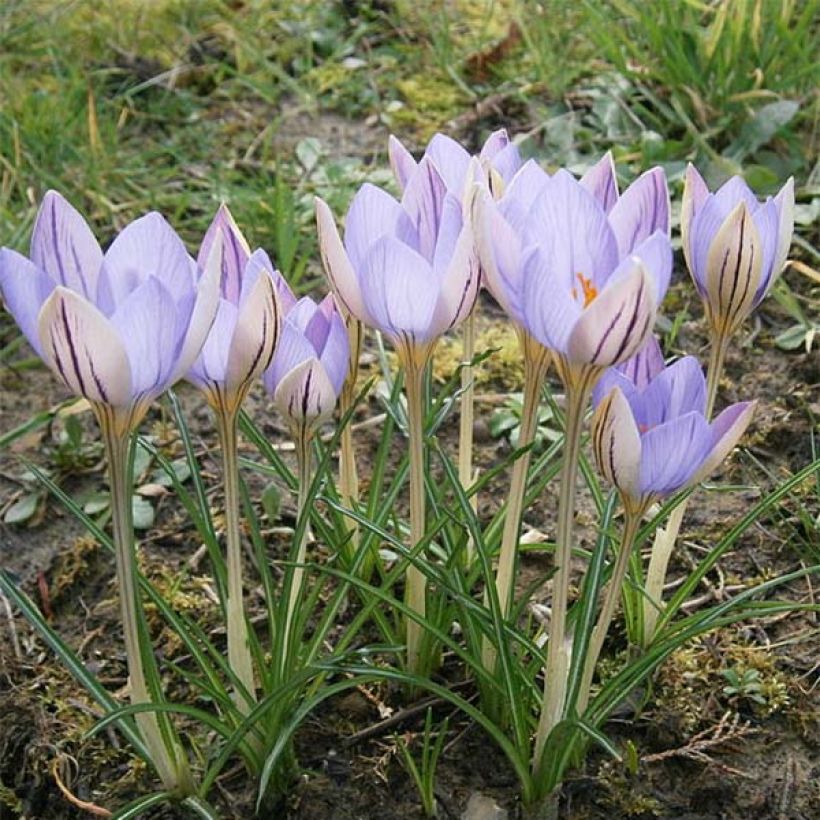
[681,165,794,338]
[262,286,349,430]
[186,205,281,413]
[315,158,479,366]
[591,342,755,514]
[389,130,522,200]
[474,162,672,383]
[0,191,219,430]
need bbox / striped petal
[30,191,102,300]
[429,221,480,337]
[225,267,280,396]
[272,357,337,426]
[402,156,448,261]
[591,387,642,504]
[704,201,763,336]
[37,286,132,406]
[567,261,655,367]
[197,204,250,304]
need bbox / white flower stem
[458,309,478,566]
[640,331,729,645]
[404,360,427,676]
[576,509,642,714]
[482,334,550,672]
[534,372,594,767]
[282,425,312,673]
[216,409,257,712]
[100,412,192,795]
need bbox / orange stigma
[571,273,598,308]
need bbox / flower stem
[458,309,478,566]
[404,360,427,676]
[216,409,257,712]
[339,318,362,566]
[576,509,642,714]
[282,425,312,673]
[534,372,594,766]
[100,412,192,795]
[482,334,550,672]
[640,330,730,645]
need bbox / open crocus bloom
[315,156,480,365]
[592,343,755,514]
[186,205,281,413]
[0,191,219,431]
[389,130,522,200]
[475,164,671,378]
[263,290,348,430]
[681,165,794,337]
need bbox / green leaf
[83,491,111,516]
[131,495,155,530]
[724,100,800,163]
[261,482,281,522]
[151,457,190,488]
[3,492,40,524]
[775,324,811,351]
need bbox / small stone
[461,793,508,820]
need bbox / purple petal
[97,213,192,314]
[429,222,480,337]
[608,167,670,257]
[187,298,238,389]
[319,306,350,395]
[521,246,581,353]
[479,129,510,160]
[264,317,319,395]
[344,184,417,271]
[424,133,471,194]
[499,160,550,238]
[0,249,56,356]
[37,286,132,406]
[615,334,665,389]
[769,178,794,297]
[639,411,712,496]
[359,236,438,341]
[592,366,640,410]
[30,191,103,300]
[692,401,756,484]
[579,152,619,213]
[681,164,709,274]
[713,176,760,214]
[402,156,448,261]
[432,194,464,277]
[110,277,184,396]
[527,169,619,293]
[388,135,418,192]
[634,356,706,430]
[197,204,250,304]
[751,197,780,304]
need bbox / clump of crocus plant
[0,191,221,795]
[186,205,281,714]
[477,160,672,746]
[316,158,479,674]
[581,336,755,708]
[263,287,349,667]
[638,167,795,648]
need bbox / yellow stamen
[573,273,598,308]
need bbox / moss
[51,536,101,603]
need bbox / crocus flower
[315,157,480,366]
[0,191,219,433]
[187,205,281,414]
[389,130,522,200]
[681,165,794,338]
[475,159,671,349]
[591,347,755,515]
[263,290,349,431]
